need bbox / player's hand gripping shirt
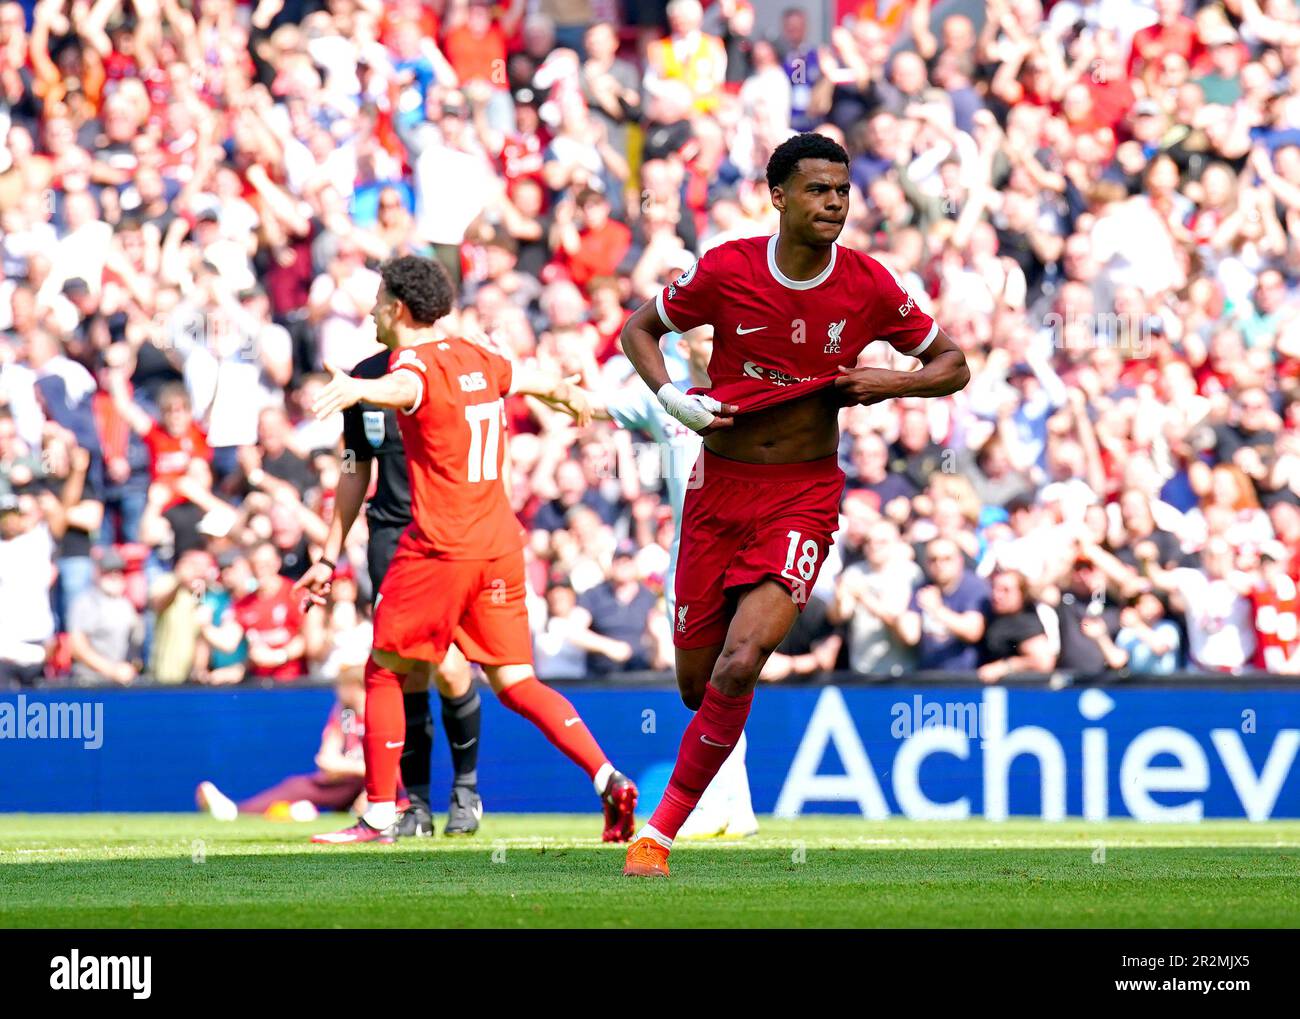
[655,235,938,415]
[387,339,526,560]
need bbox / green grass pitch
[3,814,1298,928]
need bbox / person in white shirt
[183,302,271,455]
[1139,536,1255,673]
[401,92,495,282]
[532,580,590,680]
[306,242,382,372]
[36,190,112,309]
[832,519,922,676]
[0,492,55,686]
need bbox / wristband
[318,558,336,571]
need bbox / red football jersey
[144,420,211,510]
[144,421,210,484]
[233,577,306,682]
[1250,575,1299,672]
[656,235,938,415]
[388,338,526,560]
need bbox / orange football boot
[623,837,671,878]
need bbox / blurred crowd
[1,0,1299,688]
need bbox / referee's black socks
[400,691,434,806]
[441,689,482,790]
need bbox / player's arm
[553,381,622,425]
[508,366,595,427]
[295,461,373,606]
[312,362,421,417]
[301,604,327,667]
[834,330,971,406]
[300,384,377,605]
[620,300,737,434]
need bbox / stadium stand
[0,0,1298,689]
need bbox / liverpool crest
[824,319,845,354]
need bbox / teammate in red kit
[305,255,639,843]
[618,133,971,877]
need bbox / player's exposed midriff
[703,386,844,465]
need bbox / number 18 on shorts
[672,450,842,649]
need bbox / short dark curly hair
[766,132,851,191]
[379,256,455,325]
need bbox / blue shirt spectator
[902,539,992,672]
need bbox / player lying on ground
[304,255,638,844]
[619,133,971,877]
[584,325,757,838]
[196,666,382,823]
[296,340,487,840]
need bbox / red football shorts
[372,545,532,665]
[673,448,843,649]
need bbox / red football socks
[498,677,608,779]
[649,685,754,840]
[362,659,406,803]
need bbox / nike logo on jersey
[385,740,404,749]
[736,325,766,335]
[563,717,581,727]
[699,734,732,748]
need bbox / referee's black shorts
[367,522,407,606]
